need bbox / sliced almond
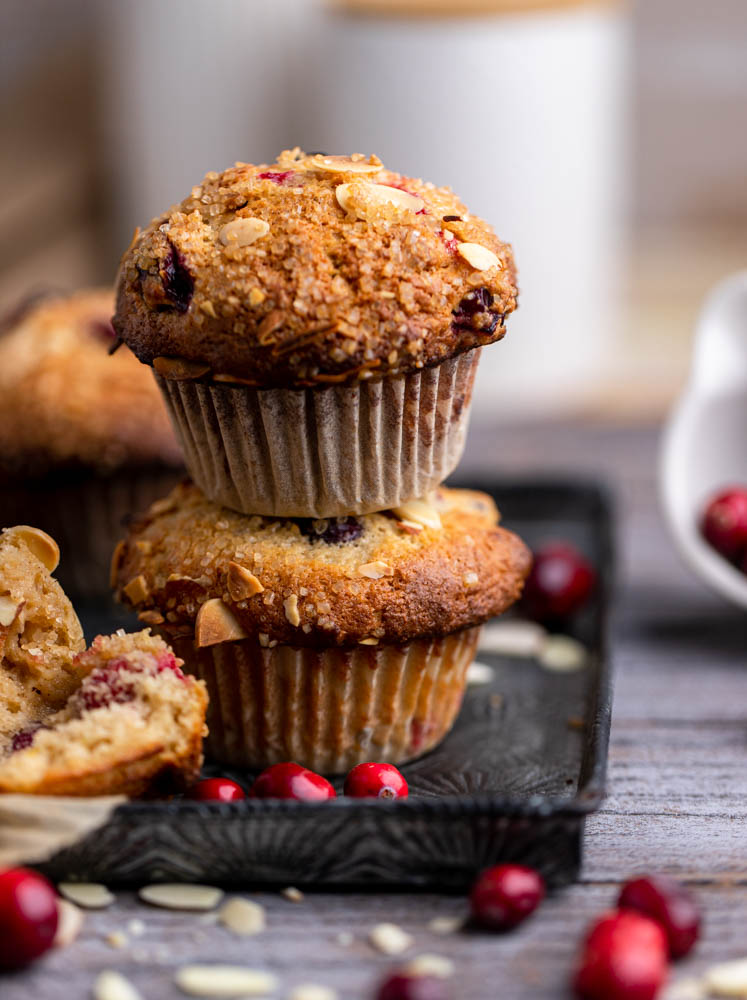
[4,525,60,572]
[153,356,211,380]
[359,637,379,646]
[289,987,338,1000]
[53,898,84,948]
[58,882,115,909]
[218,898,266,936]
[538,635,588,672]
[336,182,424,218]
[174,964,278,997]
[281,886,304,903]
[466,661,494,686]
[358,561,393,580]
[457,242,501,271]
[705,958,747,997]
[93,970,143,1000]
[404,954,455,979]
[196,598,249,647]
[478,620,546,658]
[284,594,301,627]
[392,498,441,531]
[0,595,20,627]
[308,153,382,175]
[427,915,464,935]
[369,922,413,956]
[219,217,270,248]
[123,574,149,604]
[227,562,264,601]
[139,883,223,911]
[138,609,166,625]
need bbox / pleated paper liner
[169,626,481,773]
[156,348,480,519]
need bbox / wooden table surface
[4,422,747,1000]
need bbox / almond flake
[705,958,747,997]
[53,899,84,948]
[219,217,270,248]
[153,356,211,380]
[308,153,382,174]
[0,595,20,627]
[369,922,413,956]
[5,525,60,572]
[359,637,379,646]
[58,882,115,909]
[478,620,546,658]
[138,883,223,911]
[93,971,143,1000]
[427,915,464,935]
[174,964,278,997]
[336,182,424,218]
[358,561,393,580]
[227,562,264,600]
[404,954,455,979]
[196,599,249,647]
[282,886,304,903]
[289,987,338,1000]
[219,898,266,936]
[392,499,441,531]
[463,571,479,586]
[466,661,494,685]
[457,242,501,271]
[123,574,149,604]
[538,635,588,672]
[284,593,301,627]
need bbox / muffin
[113,149,518,518]
[0,289,183,599]
[0,525,84,743]
[113,481,531,772]
[0,630,208,797]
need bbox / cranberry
[73,665,136,712]
[257,170,294,185]
[186,777,246,802]
[700,487,747,564]
[618,875,700,959]
[521,542,596,622]
[298,516,363,545]
[140,243,194,313]
[376,973,449,1000]
[10,725,44,753]
[573,910,668,1000]
[344,762,408,800]
[249,762,336,801]
[0,868,59,969]
[470,864,545,931]
[451,287,504,335]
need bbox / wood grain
[4,423,746,999]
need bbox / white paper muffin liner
[155,349,481,518]
[170,627,481,773]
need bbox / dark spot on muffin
[452,287,505,336]
[442,215,462,222]
[298,516,363,545]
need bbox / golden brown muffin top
[113,149,518,388]
[113,482,531,649]
[0,289,182,478]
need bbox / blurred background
[1,0,746,425]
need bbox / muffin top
[113,482,531,649]
[113,149,518,389]
[0,289,182,478]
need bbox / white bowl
[660,271,747,609]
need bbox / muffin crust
[114,150,518,387]
[113,482,531,648]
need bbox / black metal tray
[44,478,614,890]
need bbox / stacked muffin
[112,149,531,772]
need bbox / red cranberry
[298,516,363,545]
[377,973,449,1000]
[573,910,668,1000]
[257,170,294,185]
[0,868,59,969]
[249,762,336,801]
[470,864,545,931]
[10,725,44,753]
[344,762,408,800]
[700,487,747,563]
[618,875,700,959]
[186,778,246,803]
[521,542,596,622]
[451,287,504,335]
